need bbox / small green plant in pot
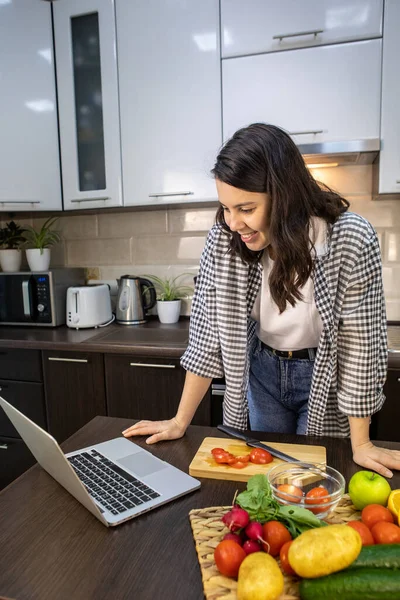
[145,274,193,324]
[0,221,27,272]
[24,217,61,272]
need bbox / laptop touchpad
[118,451,168,477]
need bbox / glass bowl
[267,461,345,519]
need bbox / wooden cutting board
[189,437,326,482]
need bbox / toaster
[66,284,113,329]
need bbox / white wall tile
[67,238,131,266]
[98,210,167,238]
[168,206,216,233]
[133,234,206,265]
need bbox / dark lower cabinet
[105,354,211,425]
[0,437,36,491]
[0,379,46,438]
[42,351,106,443]
[371,368,400,442]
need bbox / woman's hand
[352,440,400,478]
[122,417,187,445]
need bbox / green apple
[348,471,392,510]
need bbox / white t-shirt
[251,218,325,351]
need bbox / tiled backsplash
[2,165,400,319]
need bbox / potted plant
[24,217,61,272]
[0,221,26,272]
[145,274,193,324]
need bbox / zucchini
[299,568,400,600]
[348,544,400,570]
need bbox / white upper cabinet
[378,0,400,195]
[117,0,221,207]
[0,0,61,212]
[221,0,383,57]
[53,0,123,210]
[223,40,381,146]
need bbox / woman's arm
[122,371,212,444]
[349,416,400,478]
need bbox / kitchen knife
[217,424,304,464]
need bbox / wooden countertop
[0,319,189,358]
[0,417,399,600]
[1,321,399,364]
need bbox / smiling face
[216,179,270,251]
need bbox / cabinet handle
[289,130,323,136]
[48,357,88,363]
[0,200,40,205]
[70,196,110,203]
[211,389,225,396]
[148,191,193,198]
[129,362,176,369]
[0,444,8,450]
[273,29,324,41]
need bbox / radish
[244,521,269,551]
[222,507,250,532]
[243,539,261,555]
[223,532,243,545]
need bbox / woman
[123,123,400,478]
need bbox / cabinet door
[0,380,46,438]
[105,355,210,426]
[371,369,400,442]
[221,0,383,58]
[117,0,221,207]
[378,0,400,195]
[0,437,37,492]
[53,0,123,210]
[0,0,61,212]
[223,40,381,145]
[42,351,106,443]
[0,349,42,383]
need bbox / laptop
[0,396,200,527]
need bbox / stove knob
[37,304,45,312]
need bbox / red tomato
[262,521,292,557]
[249,448,273,465]
[234,454,251,463]
[279,540,296,576]
[361,504,394,529]
[347,520,375,546]
[276,484,303,504]
[305,486,330,514]
[370,521,400,545]
[211,448,226,455]
[230,460,248,469]
[214,540,246,578]
[213,452,235,464]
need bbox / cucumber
[348,544,400,570]
[299,568,400,600]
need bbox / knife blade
[217,424,303,464]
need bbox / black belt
[261,340,317,360]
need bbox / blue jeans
[247,339,315,435]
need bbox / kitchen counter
[0,319,189,358]
[0,416,399,600]
[1,321,399,364]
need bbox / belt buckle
[288,350,293,359]
[272,348,277,356]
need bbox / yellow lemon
[387,489,400,522]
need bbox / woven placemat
[189,494,360,600]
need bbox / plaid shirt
[181,212,388,437]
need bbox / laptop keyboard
[68,449,160,516]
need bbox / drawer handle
[211,390,225,396]
[129,363,176,369]
[148,191,193,198]
[289,130,323,136]
[70,196,110,203]
[0,200,41,205]
[0,444,8,450]
[273,29,324,41]
[48,357,88,363]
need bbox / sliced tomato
[214,451,235,464]
[230,460,248,469]
[211,447,226,456]
[249,447,273,465]
[235,454,251,463]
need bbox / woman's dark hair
[211,123,349,312]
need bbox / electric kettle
[116,275,156,325]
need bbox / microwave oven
[0,269,85,326]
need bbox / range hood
[298,138,380,168]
